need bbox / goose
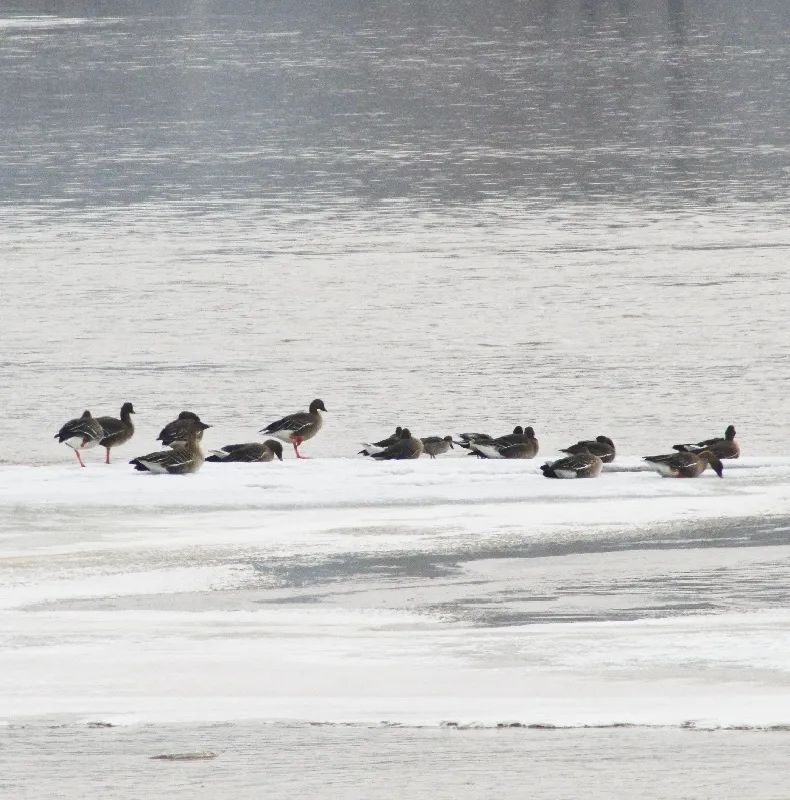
[259,398,326,459]
[54,410,104,467]
[130,429,204,474]
[470,426,539,459]
[359,427,403,456]
[157,411,211,448]
[420,435,454,458]
[541,450,603,479]
[643,449,724,478]
[673,425,739,459]
[456,427,521,450]
[560,435,615,463]
[370,428,423,460]
[455,431,496,448]
[206,439,284,463]
[96,402,135,463]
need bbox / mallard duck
[260,398,326,459]
[643,449,724,478]
[541,451,603,478]
[206,439,284,463]
[560,435,615,463]
[673,425,739,459]
[54,410,104,467]
[96,402,135,463]
[369,428,423,460]
[157,411,211,448]
[130,429,204,474]
[420,435,454,458]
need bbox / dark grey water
[2,0,790,208]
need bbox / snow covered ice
[3,456,790,730]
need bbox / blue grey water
[2,2,790,797]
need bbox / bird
[642,450,724,478]
[420,435,454,458]
[672,425,739,459]
[157,411,212,448]
[469,426,539,459]
[206,439,284,463]
[560,435,615,463]
[259,398,326,459]
[455,431,497,448]
[130,429,204,474]
[454,425,524,458]
[359,427,403,456]
[95,402,136,464]
[369,428,423,460]
[541,450,603,479]
[54,410,105,467]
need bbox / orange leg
[292,435,309,459]
[74,449,86,468]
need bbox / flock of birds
[53,398,741,480]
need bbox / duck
[157,411,212,448]
[469,426,539,459]
[260,398,326,459]
[541,450,603,479]
[420,435,454,458]
[643,449,724,478]
[95,402,136,463]
[560,435,615,463]
[359,427,403,456]
[54,410,105,467]
[206,439,284,463]
[672,425,739,459]
[130,429,204,474]
[369,428,423,460]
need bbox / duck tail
[540,463,558,478]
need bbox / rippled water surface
[1,0,789,461]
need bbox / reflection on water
[1,0,789,208]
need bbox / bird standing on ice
[96,402,135,463]
[420,435,454,458]
[54,410,105,467]
[259,398,326,459]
